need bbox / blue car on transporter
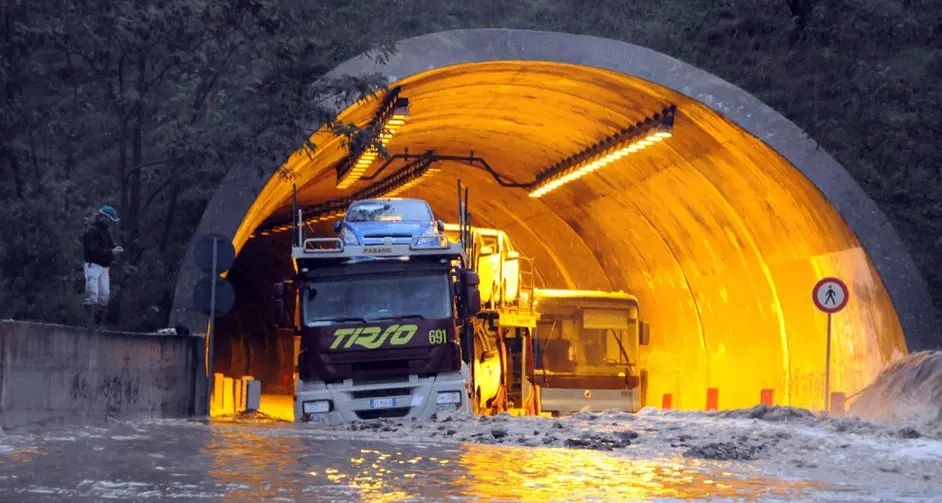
[334,198,447,248]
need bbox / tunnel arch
[173,29,938,411]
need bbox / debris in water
[683,441,765,461]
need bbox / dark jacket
[83,220,116,267]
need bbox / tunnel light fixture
[356,153,438,199]
[335,89,410,190]
[527,105,676,198]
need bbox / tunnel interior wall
[0,321,204,431]
[213,234,296,395]
[173,29,939,413]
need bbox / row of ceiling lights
[528,107,675,198]
[335,89,411,189]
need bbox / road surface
[2,405,940,502]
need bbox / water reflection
[452,443,820,501]
[303,440,823,502]
[205,426,309,499]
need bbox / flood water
[0,419,831,502]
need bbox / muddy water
[0,419,826,502]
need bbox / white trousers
[83,262,111,306]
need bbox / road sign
[193,276,236,317]
[812,277,849,314]
[193,233,236,274]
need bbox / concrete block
[222,377,234,414]
[213,372,225,411]
[237,376,254,412]
[245,380,261,412]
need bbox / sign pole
[812,276,848,415]
[825,312,832,413]
[207,237,218,415]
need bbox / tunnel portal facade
[173,29,938,411]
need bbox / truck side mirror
[639,321,651,346]
[334,220,342,233]
[506,250,520,260]
[459,270,482,318]
[437,219,445,232]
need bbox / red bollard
[830,392,846,416]
[760,388,775,406]
[706,388,719,411]
[662,393,673,410]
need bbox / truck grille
[351,387,412,399]
[356,407,411,420]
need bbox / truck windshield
[304,272,451,325]
[534,314,638,376]
[345,200,432,223]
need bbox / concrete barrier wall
[0,320,206,432]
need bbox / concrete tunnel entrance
[172,29,938,413]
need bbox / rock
[564,433,632,451]
[683,441,765,461]
[898,427,922,439]
[445,429,457,436]
[542,436,556,445]
[491,428,508,439]
[723,405,815,422]
[552,421,565,430]
[616,430,640,441]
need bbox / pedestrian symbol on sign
[825,285,837,305]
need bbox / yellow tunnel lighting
[528,106,676,198]
[384,165,441,197]
[336,95,411,190]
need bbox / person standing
[82,206,123,326]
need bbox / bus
[530,289,650,416]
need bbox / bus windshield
[303,271,451,325]
[533,306,639,376]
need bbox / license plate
[370,398,396,409]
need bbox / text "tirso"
[330,324,419,350]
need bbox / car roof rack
[291,237,465,261]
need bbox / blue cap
[99,206,120,222]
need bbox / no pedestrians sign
[812,277,849,314]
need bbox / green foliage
[1,0,940,328]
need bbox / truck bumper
[295,368,470,425]
[539,387,640,415]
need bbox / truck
[271,187,482,424]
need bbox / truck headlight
[436,391,462,405]
[302,400,331,414]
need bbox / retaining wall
[0,320,206,432]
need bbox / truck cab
[274,236,481,424]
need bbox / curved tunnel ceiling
[174,29,939,411]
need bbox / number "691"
[428,329,448,345]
